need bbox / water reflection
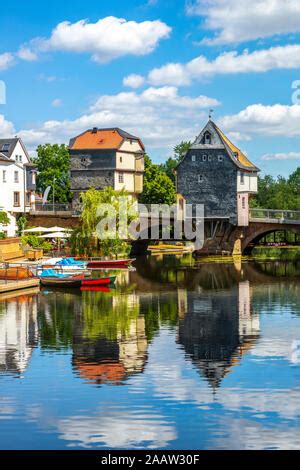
[177,281,260,389]
[0,257,299,449]
[0,289,39,375]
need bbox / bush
[21,234,53,252]
[0,232,6,239]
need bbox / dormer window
[198,175,204,183]
[204,132,211,145]
[218,155,223,162]
[191,155,196,162]
[1,143,10,152]
[202,154,207,162]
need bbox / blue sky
[1,0,300,176]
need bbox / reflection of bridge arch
[241,223,300,254]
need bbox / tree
[71,187,138,258]
[0,211,10,226]
[159,141,192,183]
[251,168,300,210]
[34,144,71,203]
[140,155,176,205]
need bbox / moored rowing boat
[87,259,135,269]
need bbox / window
[1,143,10,152]
[208,155,212,162]
[240,173,245,184]
[119,172,124,184]
[14,171,19,183]
[26,192,31,207]
[18,155,22,163]
[198,175,204,183]
[204,132,211,144]
[120,156,123,163]
[218,155,223,162]
[202,154,207,162]
[242,197,246,209]
[13,192,20,207]
[191,155,196,162]
[32,172,36,185]
[2,170,6,182]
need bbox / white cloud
[219,104,300,139]
[58,410,176,449]
[37,16,171,63]
[123,74,145,89]
[146,44,300,86]
[52,98,63,108]
[262,152,300,161]
[187,0,300,45]
[0,114,15,135]
[17,47,38,61]
[16,86,220,152]
[0,52,15,71]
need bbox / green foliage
[21,234,52,252]
[34,143,71,203]
[0,211,10,226]
[71,187,137,257]
[0,232,6,239]
[16,214,28,235]
[140,155,176,205]
[251,168,300,210]
[159,141,192,183]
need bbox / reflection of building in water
[0,291,38,374]
[177,281,260,389]
[73,299,148,386]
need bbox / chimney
[91,127,98,134]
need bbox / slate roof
[0,137,31,161]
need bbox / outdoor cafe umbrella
[38,231,71,252]
[43,226,72,232]
[38,232,71,239]
[23,226,49,233]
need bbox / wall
[237,171,258,193]
[177,149,238,222]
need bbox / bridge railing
[31,203,80,215]
[250,208,300,222]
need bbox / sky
[1,0,300,176]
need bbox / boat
[86,259,135,269]
[81,276,116,287]
[39,269,84,288]
[81,286,111,293]
[0,267,35,280]
[38,257,88,273]
[148,243,193,254]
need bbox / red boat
[81,276,116,287]
[86,259,135,269]
[81,286,111,293]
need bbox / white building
[0,138,36,237]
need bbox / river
[0,255,299,450]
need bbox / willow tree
[71,187,138,258]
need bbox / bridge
[27,204,300,255]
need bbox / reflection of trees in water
[140,292,179,342]
[252,260,300,278]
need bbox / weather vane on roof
[209,109,214,120]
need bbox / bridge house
[176,120,259,227]
[69,127,145,208]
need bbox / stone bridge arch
[241,222,300,254]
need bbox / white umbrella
[23,226,49,233]
[44,226,72,232]
[39,231,71,239]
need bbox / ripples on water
[0,257,299,450]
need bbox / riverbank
[252,246,300,261]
